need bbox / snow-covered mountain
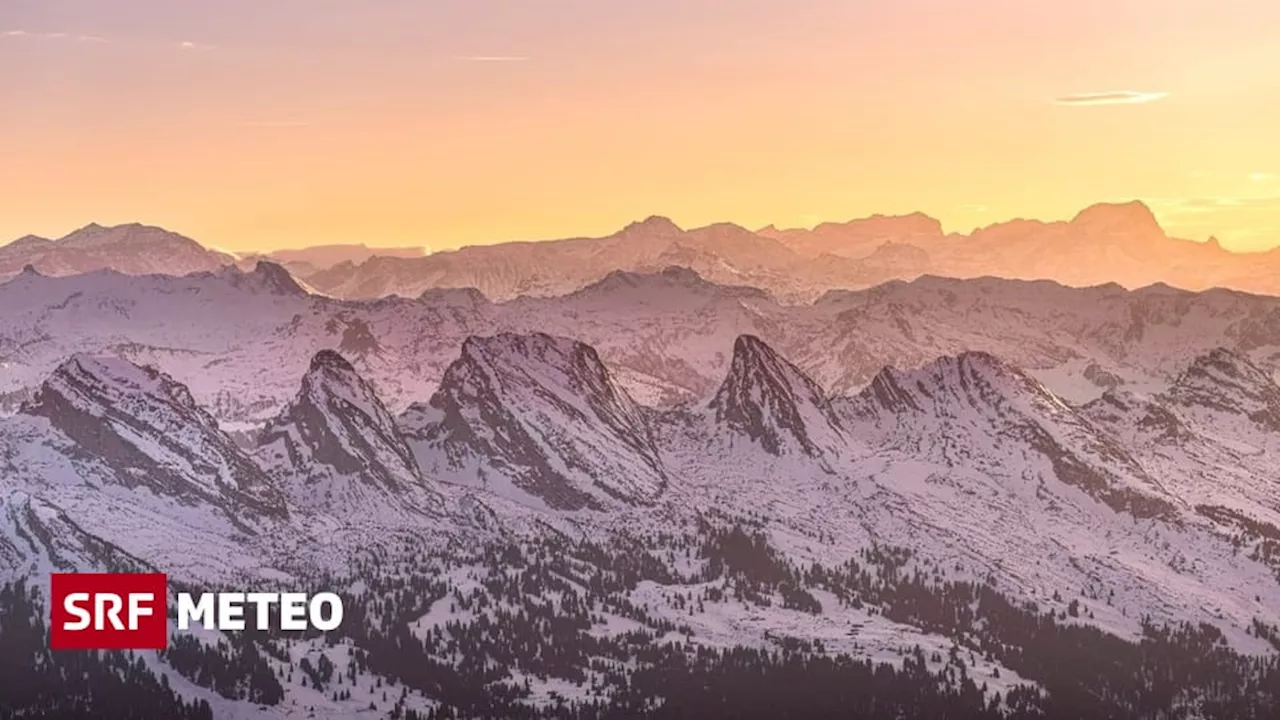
[7,263,1280,429]
[256,349,441,519]
[1082,349,1280,540]
[0,223,235,280]
[5,326,1280,717]
[705,334,846,458]
[23,354,287,523]
[0,357,298,583]
[401,332,667,510]
[842,351,1177,519]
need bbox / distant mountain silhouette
[0,222,233,279]
[5,202,1279,300]
[239,244,431,277]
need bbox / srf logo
[50,572,168,650]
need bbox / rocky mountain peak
[408,333,666,510]
[212,261,307,296]
[258,350,426,507]
[1069,200,1164,238]
[856,351,1040,416]
[22,354,285,524]
[621,215,683,236]
[708,335,844,457]
[310,347,354,373]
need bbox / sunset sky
[3,0,1279,252]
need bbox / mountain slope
[3,331,1280,717]
[840,351,1177,518]
[1166,348,1280,431]
[402,333,667,510]
[257,349,439,518]
[21,354,286,523]
[1083,349,1280,553]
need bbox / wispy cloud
[1154,195,1280,214]
[958,204,988,213]
[3,29,106,43]
[4,29,209,51]
[1250,172,1274,183]
[1053,90,1169,106]
[237,120,310,129]
[452,55,528,62]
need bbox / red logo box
[49,573,168,650]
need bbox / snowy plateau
[3,261,1280,718]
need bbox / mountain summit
[1,222,234,279]
[210,260,308,296]
[707,335,845,458]
[844,352,1176,519]
[621,215,684,236]
[403,333,667,510]
[1069,200,1164,237]
[257,349,436,517]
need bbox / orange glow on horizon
[2,0,1279,252]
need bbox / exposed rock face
[707,335,846,458]
[22,355,286,524]
[403,333,667,511]
[257,350,437,516]
[843,352,1177,520]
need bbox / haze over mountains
[6,260,1280,428]
[5,200,1280,303]
[6,204,1280,717]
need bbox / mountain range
[4,316,1280,716]
[5,227,1280,716]
[4,260,1280,427]
[7,201,1279,304]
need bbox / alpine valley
[3,218,1280,719]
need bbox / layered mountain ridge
[6,325,1280,717]
[0,222,234,279]
[7,200,1280,303]
[8,265,1280,429]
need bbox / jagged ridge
[21,355,286,524]
[404,333,667,511]
[844,352,1176,519]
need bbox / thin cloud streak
[237,121,310,129]
[452,55,529,62]
[2,29,106,43]
[4,30,205,50]
[1150,195,1280,214]
[1054,91,1170,106]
